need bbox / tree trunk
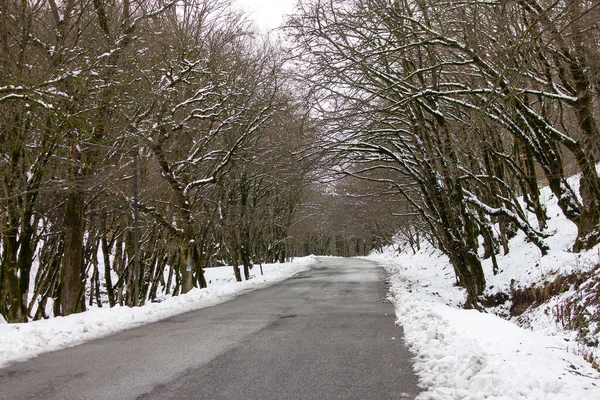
[101,236,116,307]
[17,221,35,319]
[61,190,86,316]
[1,228,24,322]
[124,228,136,307]
[232,251,242,282]
[195,247,207,289]
[240,245,251,281]
[179,243,195,293]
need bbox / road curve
[0,257,420,400]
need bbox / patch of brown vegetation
[508,271,589,316]
[505,264,600,371]
[482,271,583,314]
[481,291,509,308]
[553,265,600,347]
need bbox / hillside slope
[368,171,600,399]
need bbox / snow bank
[481,174,600,361]
[371,250,600,399]
[482,175,587,296]
[0,257,316,367]
[365,166,600,398]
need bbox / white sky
[234,0,297,32]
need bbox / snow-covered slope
[368,172,600,399]
[0,257,316,368]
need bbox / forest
[288,0,600,308]
[1,0,599,322]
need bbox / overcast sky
[234,0,297,32]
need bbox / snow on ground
[371,249,600,399]
[482,173,590,296]
[0,256,316,368]
[367,171,600,399]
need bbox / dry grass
[505,264,600,371]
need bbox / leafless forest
[2,0,599,322]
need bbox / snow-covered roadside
[369,249,600,399]
[0,256,316,368]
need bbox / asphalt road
[0,257,421,400]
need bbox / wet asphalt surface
[0,257,420,399]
